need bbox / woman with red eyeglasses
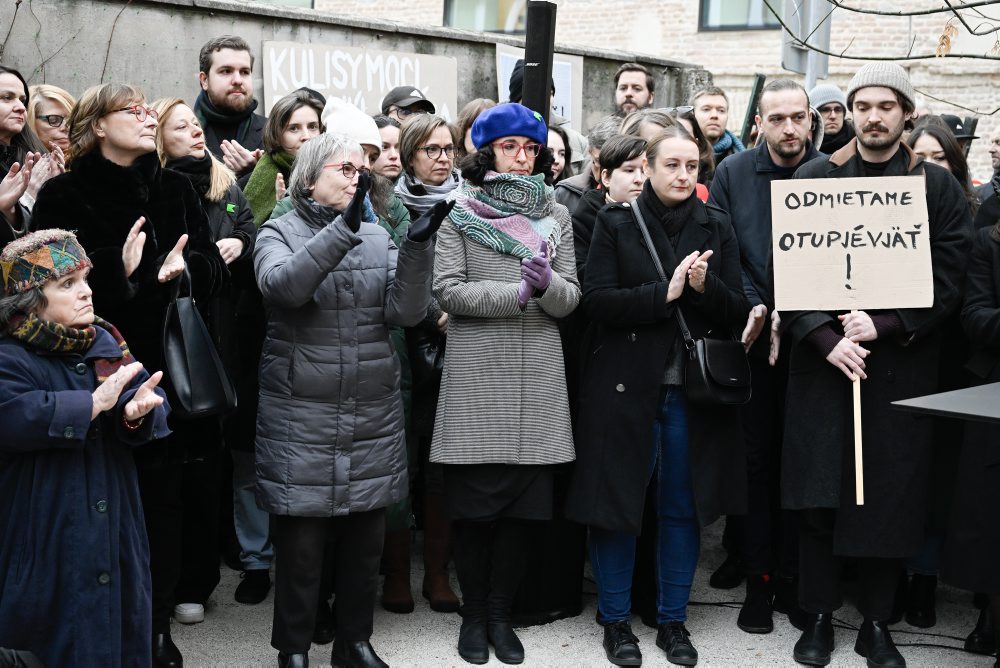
[30,82,226,668]
[431,103,581,665]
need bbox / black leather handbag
[406,322,446,393]
[628,202,751,405]
[162,268,237,419]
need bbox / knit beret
[846,63,916,110]
[809,83,847,111]
[1,229,92,296]
[321,98,382,156]
[470,103,548,150]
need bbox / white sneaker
[173,602,205,624]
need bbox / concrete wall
[0,0,707,133]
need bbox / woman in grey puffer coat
[253,133,444,668]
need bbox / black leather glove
[407,199,455,242]
[342,171,371,233]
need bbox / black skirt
[442,464,554,521]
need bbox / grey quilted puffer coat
[253,198,433,517]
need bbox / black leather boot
[458,618,489,665]
[738,574,774,634]
[904,574,937,628]
[330,640,388,668]
[152,632,183,668]
[487,622,524,665]
[855,619,906,667]
[965,604,996,655]
[278,653,308,668]
[486,521,528,665]
[708,554,745,590]
[656,622,698,666]
[453,521,491,665]
[603,620,642,666]
[793,613,834,666]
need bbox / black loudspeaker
[521,1,557,126]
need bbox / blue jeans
[589,387,699,624]
[232,450,274,570]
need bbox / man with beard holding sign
[778,63,971,667]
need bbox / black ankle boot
[738,574,774,634]
[793,613,834,666]
[278,653,308,668]
[603,620,642,666]
[709,555,745,590]
[488,622,524,665]
[965,605,996,655]
[855,619,905,667]
[904,574,937,628]
[656,622,698,666]
[458,618,489,665]
[330,640,388,668]
[152,632,183,668]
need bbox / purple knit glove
[516,278,535,311]
[521,241,552,291]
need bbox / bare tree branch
[0,0,23,63]
[101,0,132,83]
[825,0,1000,18]
[943,0,1000,36]
[914,86,1000,115]
[763,0,1000,60]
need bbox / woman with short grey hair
[253,132,451,668]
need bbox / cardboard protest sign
[771,176,933,312]
[495,43,584,131]
[263,41,458,121]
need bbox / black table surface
[891,382,1000,424]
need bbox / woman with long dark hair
[30,82,226,667]
[431,103,580,665]
[566,126,749,667]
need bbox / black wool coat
[781,139,972,557]
[31,151,227,374]
[565,188,750,535]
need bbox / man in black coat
[708,78,823,636]
[194,35,267,178]
[809,84,855,155]
[780,63,972,667]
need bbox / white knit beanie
[846,63,916,110]
[321,98,382,156]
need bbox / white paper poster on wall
[495,43,584,131]
[263,41,458,121]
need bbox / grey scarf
[394,170,461,217]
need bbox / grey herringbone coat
[253,200,433,517]
[429,203,580,465]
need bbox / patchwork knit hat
[321,98,382,156]
[809,83,847,111]
[471,103,548,150]
[1,229,92,296]
[846,63,916,110]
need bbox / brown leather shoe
[422,493,460,613]
[380,529,414,613]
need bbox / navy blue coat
[0,327,170,666]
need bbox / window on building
[699,0,780,31]
[444,0,527,34]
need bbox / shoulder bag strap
[627,201,695,349]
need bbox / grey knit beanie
[846,63,915,110]
[809,84,847,111]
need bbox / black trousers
[271,509,385,652]
[175,446,222,604]
[798,508,900,620]
[737,353,798,576]
[452,519,534,623]
[137,456,184,634]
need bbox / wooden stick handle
[852,309,864,505]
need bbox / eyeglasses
[492,141,543,159]
[114,105,158,123]
[417,145,455,160]
[663,106,694,114]
[323,162,370,179]
[817,105,845,115]
[36,114,67,128]
[389,106,428,119]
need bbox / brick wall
[318,0,1000,181]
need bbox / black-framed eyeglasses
[114,105,159,123]
[389,106,428,119]
[418,145,455,160]
[491,141,543,158]
[323,162,370,179]
[663,106,695,114]
[36,114,67,128]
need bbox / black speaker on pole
[520,1,557,126]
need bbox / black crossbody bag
[628,202,751,405]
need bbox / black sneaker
[603,620,642,666]
[708,555,745,590]
[234,569,271,604]
[656,622,697,666]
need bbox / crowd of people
[0,32,998,668]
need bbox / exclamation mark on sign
[845,253,852,290]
